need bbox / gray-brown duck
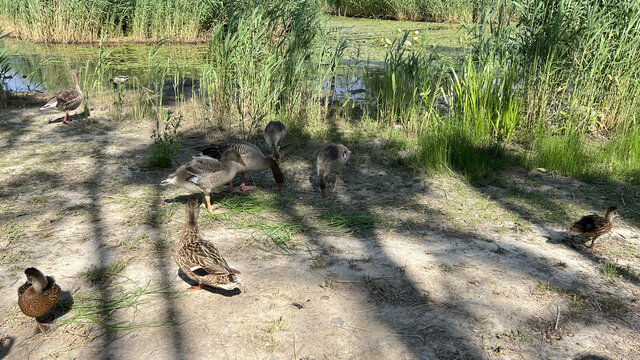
[40,69,83,125]
[317,143,351,197]
[196,141,284,192]
[161,149,245,214]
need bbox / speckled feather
[175,197,241,289]
[196,141,284,186]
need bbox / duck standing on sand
[568,206,619,248]
[17,267,62,333]
[160,149,245,214]
[40,69,83,125]
[196,141,284,192]
[317,143,351,197]
[176,196,242,291]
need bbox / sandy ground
[1,95,639,360]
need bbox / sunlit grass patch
[245,220,309,254]
[600,260,640,284]
[317,213,379,233]
[57,284,169,332]
[203,192,288,220]
[80,258,131,285]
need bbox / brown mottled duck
[17,267,61,334]
[175,195,242,291]
[263,121,286,161]
[568,206,619,248]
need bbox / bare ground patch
[1,98,639,359]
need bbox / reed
[391,0,640,184]
[198,0,343,137]
[326,0,473,22]
[0,31,11,106]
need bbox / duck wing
[184,157,226,184]
[196,141,258,160]
[180,239,240,276]
[570,214,602,233]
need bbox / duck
[568,206,619,248]
[112,76,129,88]
[17,267,62,333]
[317,143,351,197]
[195,141,284,192]
[176,195,242,291]
[40,69,83,125]
[160,149,245,214]
[263,121,286,161]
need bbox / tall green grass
[377,0,640,184]
[199,0,345,136]
[0,31,12,106]
[0,0,128,43]
[131,0,223,42]
[0,0,223,43]
[326,0,473,21]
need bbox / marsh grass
[0,32,12,106]
[327,0,473,21]
[368,0,640,184]
[149,113,183,168]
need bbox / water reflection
[4,39,372,98]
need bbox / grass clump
[58,285,169,332]
[249,220,308,254]
[149,113,183,168]
[318,213,379,233]
[81,258,130,285]
[600,260,640,284]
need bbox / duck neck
[269,159,284,186]
[72,72,81,93]
[186,204,199,231]
[31,277,47,294]
[605,211,616,222]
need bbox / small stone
[292,302,304,309]
[330,317,344,326]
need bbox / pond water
[3,39,371,100]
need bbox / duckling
[196,141,284,192]
[161,149,245,214]
[568,206,619,248]
[317,143,351,197]
[176,195,242,291]
[263,121,286,161]
[17,268,61,334]
[40,69,83,125]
